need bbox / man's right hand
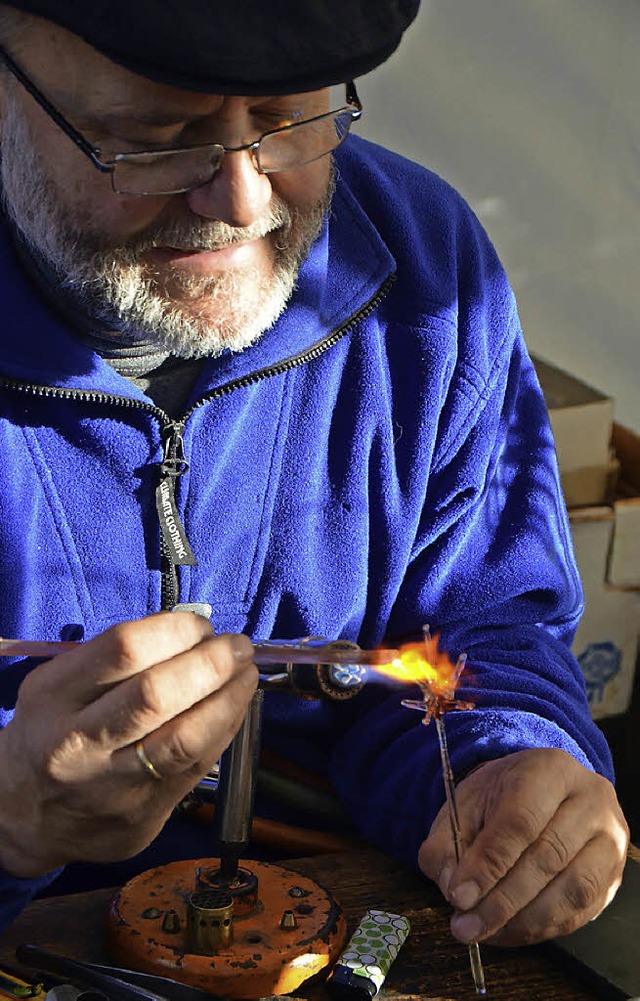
[0,612,258,877]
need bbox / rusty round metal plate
[107,858,347,999]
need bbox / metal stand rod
[214,689,263,882]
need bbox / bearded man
[0,0,628,952]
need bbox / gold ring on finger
[135,740,164,781]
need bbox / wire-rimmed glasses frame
[0,44,363,196]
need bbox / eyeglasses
[0,45,363,196]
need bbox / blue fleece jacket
[0,135,613,928]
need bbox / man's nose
[184,149,273,227]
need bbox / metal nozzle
[187,888,234,954]
[258,638,367,700]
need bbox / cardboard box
[561,463,619,511]
[530,352,639,715]
[570,507,640,719]
[569,424,640,718]
[532,355,616,506]
[608,424,640,588]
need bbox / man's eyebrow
[77,95,303,133]
[99,109,195,129]
[70,102,221,131]
[111,96,298,126]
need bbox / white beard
[0,93,332,359]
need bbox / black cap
[3,1,421,94]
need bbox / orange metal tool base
[107,858,348,999]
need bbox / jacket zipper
[0,273,394,610]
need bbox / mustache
[118,199,295,256]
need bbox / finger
[23,612,215,706]
[418,801,463,896]
[447,792,605,941]
[79,632,256,748]
[418,758,508,895]
[445,751,573,900]
[468,834,627,947]
[115,658,259,783]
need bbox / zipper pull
[155,422,197,567]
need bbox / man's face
[0,18,334,358]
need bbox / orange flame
[375,633,463,700]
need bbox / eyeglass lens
[112,108,356,195]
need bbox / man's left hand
[418,747,629,946]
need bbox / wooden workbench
[1,847,632,1001]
